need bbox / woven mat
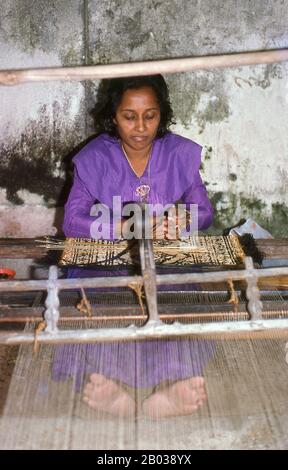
[58,236,245,267]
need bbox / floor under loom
[1,238,288,449]
[0,325,288,450]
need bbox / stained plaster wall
[0,0,288,238]
[0,0,87,237]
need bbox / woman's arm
[63,168,125,239]
[181,171,214,231]
[62,168,97,238]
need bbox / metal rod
[44,266,60,333]
[1,318,288,345]
[137,205,161,323]
[245,257,263,319]
[1,49,288,86]
[1,309,287,323]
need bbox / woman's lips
[131,136,149,142]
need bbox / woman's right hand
[120,215,167,240]
[120,213,183,240]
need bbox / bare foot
[83,373,136,417]
[142,377,207,418]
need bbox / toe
[188,377,205,389]
[89,373,106,385]
[83,382,94,393]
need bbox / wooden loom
[1,49,288,346]
[1,208,288,346]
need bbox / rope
[76,288,93,318]
[33,320,46,354]
[128,281,146,316]
[227,279,239,312]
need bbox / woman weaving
[63,74,213,241]
[54,75,215,418]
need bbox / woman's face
[113,86,161,152]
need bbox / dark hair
[92,75,175,137]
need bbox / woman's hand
[119,210,190,240]
[152,214,184,240]
[162,210,191,240]
[119,215,168,239]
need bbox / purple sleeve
[181,172,214,230]
[180,143,214,230]
[63,168,117,239]
[62,168,97,238]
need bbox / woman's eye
[122,113,157,121]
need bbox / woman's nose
[135,117,145,131]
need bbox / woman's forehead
[118,86,159,109]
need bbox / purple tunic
[52,132,215,390]
[52,340,215,391]
[63,132,213,239]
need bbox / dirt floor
[0,322,23,414]
[1,333,288,450]
[0,345,18,414]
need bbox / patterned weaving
[58,236,245,267]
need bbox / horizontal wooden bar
[1,49,288,86]
[0,267,288,292]
[0,275,143,291]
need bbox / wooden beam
[1,49,288,86]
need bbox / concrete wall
[0,0,87,236]
[0,0,288,237]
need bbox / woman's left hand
[152,214,182,240]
